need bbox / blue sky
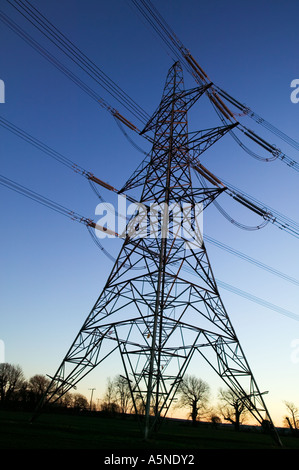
[0,0,299,426]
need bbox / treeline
[1,363,298,435]
[0,363,267,430]
[0,363,90,412]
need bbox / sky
[0,0,299,427]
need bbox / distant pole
[89,388,96,411]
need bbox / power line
[204,235,299,287]
[1,2,298,241]
[0,173,85,222]
[130,0,299,169]
[2,111,298,286]
[4,1,298,172]
[216,86,299,153]
[4,0,150,125]
[216,279,299,323]
[221,177,299,238]
[5,0,299,171]
[193,164,299,239]
[0,173,117,260]
[0,10,115,115]
[2,111,299,242]
[1,0,298,326]
[0,7,145,143]
[1,170,298,328]
[179,264,299,323]
[0,114,87,174]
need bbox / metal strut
[32,61,282,447]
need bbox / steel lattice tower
[34,62,281,444]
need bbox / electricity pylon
[34,61,281,445]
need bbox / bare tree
[0,363,25,402]
[284,401,299,433]
[129,389,145,416]
[28,374,51,400]
[114,375,132,415]
[101,377,120,415]
[218,388,248,431]
[176,375,210,426]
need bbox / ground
[0,409,298,452]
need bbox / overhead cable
[1,171,297,323]
[5,0,149,125]
[204,235,299,287]
[130,0,299,169]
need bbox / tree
[73,393,89,411]
[284,401,299,434]
[208,412,222,429]
[28,374,51,403]
[0,363,25,402]
[101,377,120,415]
[176,375,210,426]
[114,375,132,415]
[59,391,73,408]
[218,388,249,431]
[28,374,50,395]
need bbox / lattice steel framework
[34,62,281,444]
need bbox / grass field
[0,410,298,451]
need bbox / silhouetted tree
[114,375,132,415]
[130,390,145,416]
[101,377,120,415]
[176,375,210,426]
[28,374,51,404]
[0,363,25,403]
[284,401,299,434]
[210,414,222,429]
[218,388,248,431]
[73,393,89,411]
